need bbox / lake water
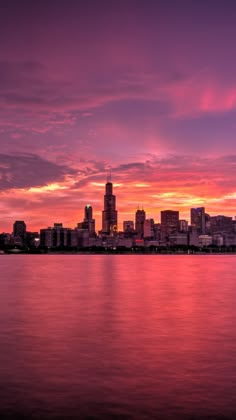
[0,255,236,419]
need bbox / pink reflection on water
[0,255,236,418]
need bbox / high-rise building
[135,209,146,238]
[161,210,179,240]
[205,213,211,234]
[123,220,134,232]
[191,207,205,234]
[40,223,74,248]
[210,215,233,234]
[102,177,118,235]
[144,219,154,239]
[179,219,188,232]
[123,220,135,238]
[84,204,92,221]
[13,220,26,243]
[82,204,95,236]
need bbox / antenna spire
[107,169,112,182]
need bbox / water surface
[0,255,236,419]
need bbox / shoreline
[1,250,236,255]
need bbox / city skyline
[1,178,235,234]
[1,1,236,232]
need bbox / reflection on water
[0,255,236,419]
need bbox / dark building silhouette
[179,219,188,232]
[161,210,179,240]
[102,176,118,235]
[205,213,211,234]
[191,207,205,234]
[40,223,75,248]
[84,204,92,221]
[82,205,95,236]
[123,220,134,232]
[135,209,146,238]
[210,215,233,234]
[144,218,154,239]
[123,220,135,238]
[13,220,26,237]
[13,220,26,244]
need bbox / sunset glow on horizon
[0,1,236,232]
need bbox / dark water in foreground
[0,255,236,419]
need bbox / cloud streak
[0,153,77,190]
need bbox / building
[205,213,211,234]
[143,219,154,239]
[161,210,179,241]
[188,229,199,247]
[12,220,27,246]
[123,220,134,232]
[179,219,188,232]
[153,223,161,242]
[76,228,90,248]
[198,235,212,247]
[102,176,118,235]
[40,223,74,248]
[169,233,188,246]
[210,215,233,234]
[123,220,135,238]
[232,220,236,233]
[191,207,205,234]
[13,220,26,240]
[135,209,146,238]
[223,234,236,247]
[81,204,95,236]
[212,233,224,247]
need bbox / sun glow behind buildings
[28,183,68,193]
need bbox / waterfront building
[123,220,135,238]
[161,210,179,241]
[135,209,146,238]
[233,220,236,233]
[123,220,134,232]
[223,233,236,247]
[198,235,212,247]
[102,177,118,235]
[76,228,90,248]
[81,204,96,236]
[210,215,233,234]
[117,237,133,248]
[169,233,188,246]
[144,219,154,239]
[205,213,211,234]
[191,207,206,234]
[13,220,26,245]
[179,219,188,232]
[153,223,161,242]
[212,233,224,247]
[189,229,199,247]
[40,223,74,248]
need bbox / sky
[0,0,236,232]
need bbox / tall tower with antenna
[102,172,118,235]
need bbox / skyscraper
[83,204,95,236]
[144,218,154,239]
[13,220,26,240]
[161,210,179,239]
[191,207,206,234]
[123,220,134,232]
[135,209,146,238]
[102,176,118,235]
